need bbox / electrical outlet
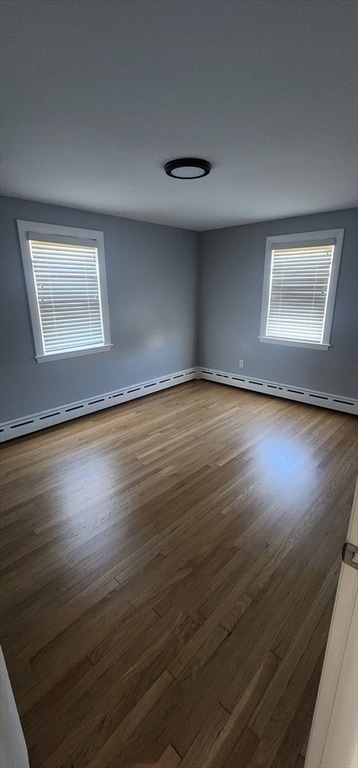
[239,359,244,368]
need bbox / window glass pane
[29,239,105,355]
[266,244,334,343]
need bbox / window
[259,229,344,350]
[17,221,111,362]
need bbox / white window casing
[259,229,344,350]
[17,221,112,362]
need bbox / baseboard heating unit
[0,368,197,442]
[199,367,358,416]
[1,366,356,442]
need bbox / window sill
[258,337,330,351]
[36,344,112,363]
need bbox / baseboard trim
[0,368,197,442]
[2,366,356,442]
[199,367,358,416]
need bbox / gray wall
[1,198,357,424]
[0,197,198,421]
[199,208,358,398]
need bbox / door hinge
[342,541,358,570]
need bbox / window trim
[259,228,345,351]
[17,220,112,362]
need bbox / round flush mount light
[164,157,212,179]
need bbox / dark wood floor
[0,381,357,768]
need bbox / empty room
[0,1,357,767]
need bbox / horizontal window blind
[29,239,105,354]
[266,244,335,343]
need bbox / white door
[305,480,358,768]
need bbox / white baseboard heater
[1,366,356,442]
[0,368,197,442]
[199,367,358,416]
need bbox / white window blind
[266,243,335,343]
[29,238,105,354]
[17,220,111,362]
[260,229,344,350]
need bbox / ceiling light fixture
[164,157,212,179]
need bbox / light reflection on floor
[254,435,310,475]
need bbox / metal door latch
[342,541,358,570]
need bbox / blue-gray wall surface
[0,197,357,423]
[199,208,358,399]
[0,197,198,421]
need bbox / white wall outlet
[239,359,244,368]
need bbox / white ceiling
[1,0,357,231]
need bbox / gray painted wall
[199,208,358,398]
[1,198,357,424]
[0,197,198,421]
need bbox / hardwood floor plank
[199,652,279,768]
[42,669,174,768]
[28,588,134,675]
[225,726,260,768]
[0,381,356,768]
[167,617,228,680]
[169,621,229,683]
[177,702,229,768]
[273,651,325,768]
[249,563,339,738]
[246,599,334,767]
[155,744,182,767]
[3,575,119,662]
